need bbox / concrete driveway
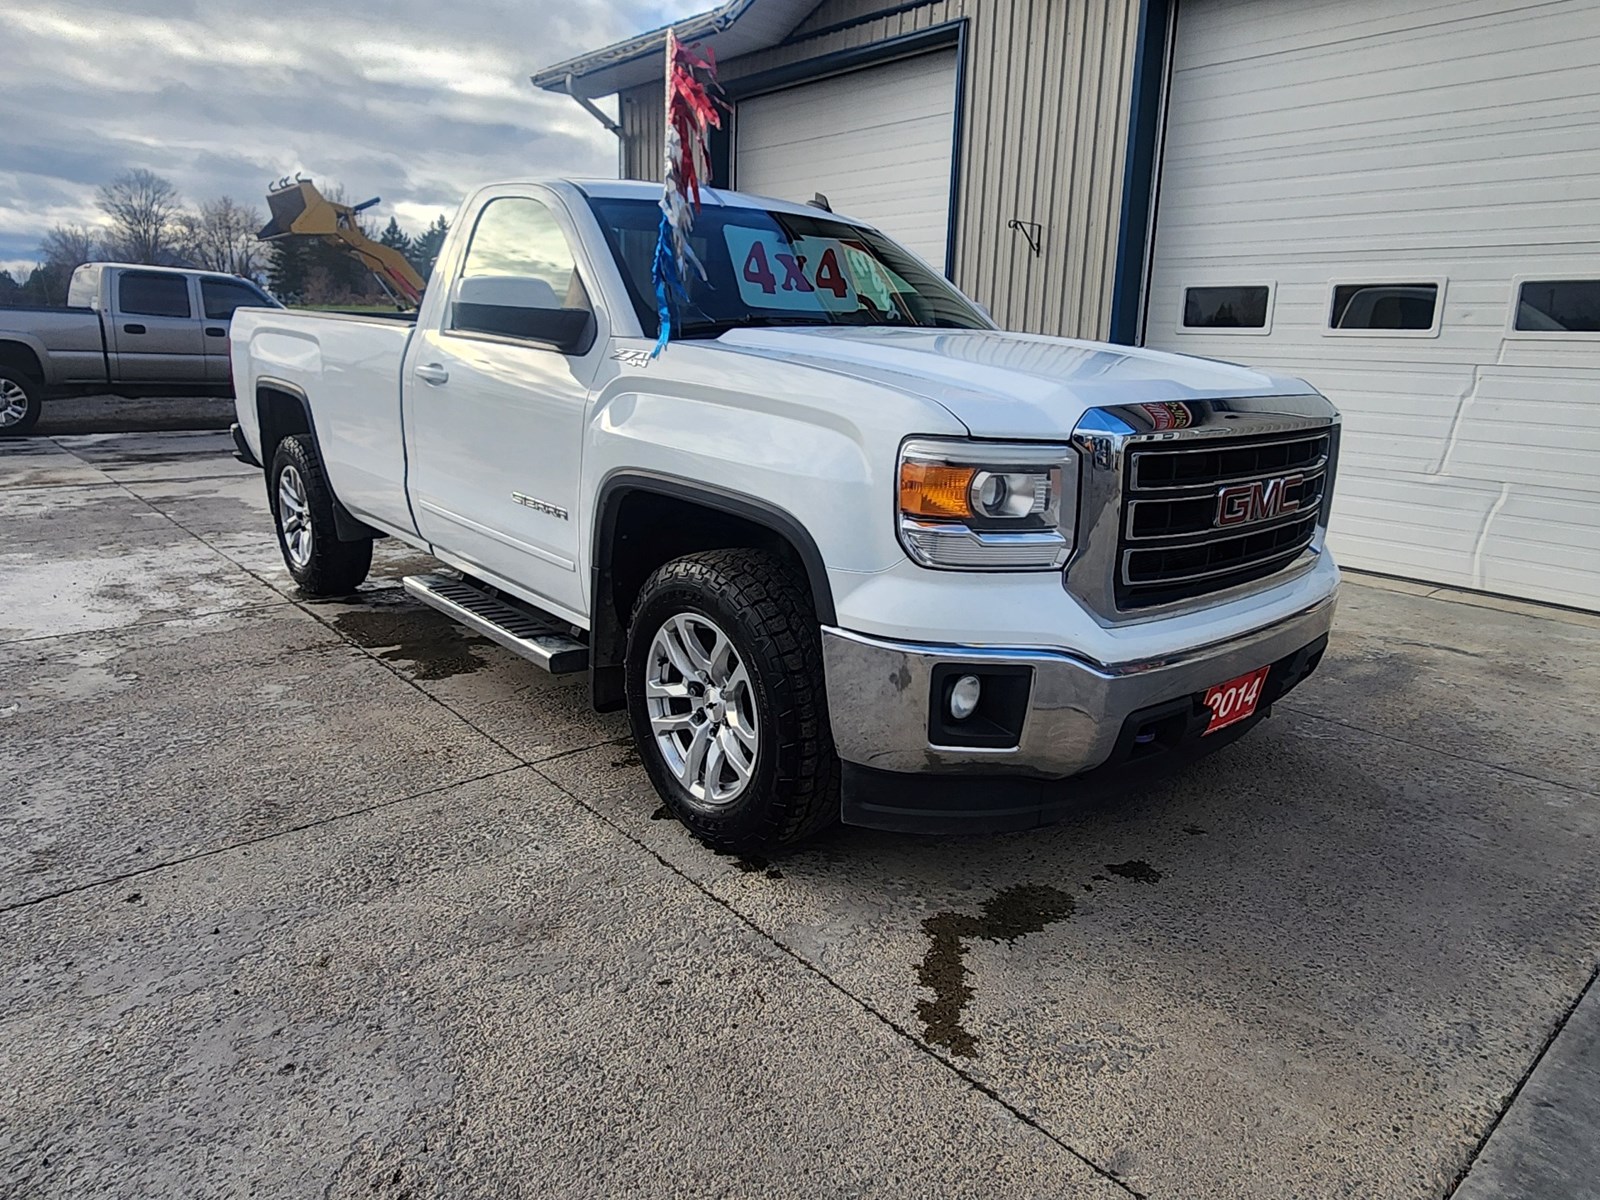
[3,430,1599,1199]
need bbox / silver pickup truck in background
[0,262,280,435]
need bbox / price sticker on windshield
[722,227,859,313]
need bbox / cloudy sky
[2,0,706,277]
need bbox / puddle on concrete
[1105,860,1162,884]
[916,884,1077,1058]
[329,607,488,681]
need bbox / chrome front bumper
[820,592,1337,780]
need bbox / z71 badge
[611,348,652,369]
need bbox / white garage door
[734,49,958,270]
[1144,0,1600,611]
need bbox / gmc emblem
[1215,474,1303,528]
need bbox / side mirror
[453,302,596,355]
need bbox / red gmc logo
[1215,474,1303,528]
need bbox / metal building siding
[619,83,665,182]
[614,0,1143,339]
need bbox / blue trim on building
[943,19,970,280]
[1108,0,1173,346]
[722,21,963,99]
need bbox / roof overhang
[531,0,819,99]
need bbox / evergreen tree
[409,216,449,279]
[0,270,22,308]
[267,237,312,305]
[379,217,412,260]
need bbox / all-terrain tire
[625,549,840,853]
[268,435,372,596]
[0,367,43,437]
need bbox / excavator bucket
[259,181,314,241]
[258,177,427,306]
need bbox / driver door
[404,192,605,621]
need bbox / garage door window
[1327,281,1443,336]
[1513,280,1600,334]
[1180,285,1272,333]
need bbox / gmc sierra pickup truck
[0,263,279,435]
[231,179,1340,852]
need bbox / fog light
[949,674,982,720]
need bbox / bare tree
[31,225,102,305]
[97,168,183,264]
[177,196,265,276]
[39,224,100,273]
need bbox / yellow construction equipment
[259,177,427,307]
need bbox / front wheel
[0,368,42,437]
[268,435,372,595]
[625,549,839,853]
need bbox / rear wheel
[268,435,372,595]
[0,369,42,437]
[625,549,839,853]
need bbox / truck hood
[710,327,1316,438]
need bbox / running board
[402,573,587,675]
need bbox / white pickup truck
[231,179,1340,852]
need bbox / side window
[201,279,269,321]
[1181,285,1272,332]
[118,272,192,319]
[452,197,593,352]
[1514,280,1600,333]
[1327,281,1442,335]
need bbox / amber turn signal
[899,461,977,519]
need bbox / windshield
[585,197,990,338]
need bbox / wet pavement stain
[329,608,488,681]
[716,850,784,880]
[1105,860,1163,884]
[916,884,1076,1058]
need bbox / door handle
[205,326,227,338]
[415,363,449,385]
[123,323,146,335]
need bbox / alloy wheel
[0,379,30,428]
[277,464,314,568]
[645,613,759,806]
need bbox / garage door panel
[1146,0,1600,609]
[1176,19,1591,108]
[1483,493,1600,609]
[1176,0,1549,68]
[735,50,957,267]
[1166,84,1600,171]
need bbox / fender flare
[588,471,837,711]
[254,379,381,543]
[0,335,54,387]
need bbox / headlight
[897,438,1078,570]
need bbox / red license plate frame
[1202,665,1271,735]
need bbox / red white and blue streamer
[651,29,723,356]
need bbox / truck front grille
[1116,430,1331,610]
